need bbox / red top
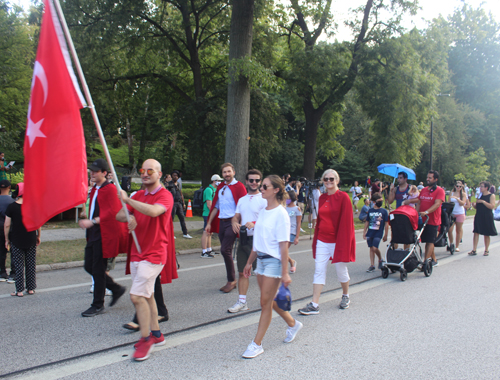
[208,180,247,234]
[419,186,445,226]
[127,187,173,264]
[89,183,128,259]
[317,199,336,243]
[312,191,356,263]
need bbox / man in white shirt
[349,181,363,213]
[228,169,267,313]
[206,163,247,293]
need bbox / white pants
[313,240,350,285]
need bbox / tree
[454,147,490,187]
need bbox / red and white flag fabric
[23,0,87,231]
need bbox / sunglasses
[221,185,227,195]
[260,184,273,190]
[248,178,261,184]
[139,168,156,175]
[323,177,336,182]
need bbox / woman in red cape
[298,169,356,315]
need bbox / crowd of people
[1,155,499,362]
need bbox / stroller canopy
[390,205,419,231]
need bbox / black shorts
[420,224,438,243]
[236,237,257,273]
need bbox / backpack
[193,186,204,208]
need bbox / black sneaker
[298,302,319,315]
[201,252,214,259]
[209,250,220,255]
[110,286,126,307]
[82,306,105,317]
[432,260,439,267]
[7,276,15,284]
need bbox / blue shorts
[290,234,296,243]
[203,216,208,229]
[367,236,381,248]
[255,254,282,278]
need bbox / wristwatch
[92,218,97,225]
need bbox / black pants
[0,230,8,276]
[171,202,188,235]
[132,275,168,323]
[84,239,121,309]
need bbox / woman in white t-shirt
[241,175,303,359]
[448,180,468,252]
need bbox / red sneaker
[150,332,165,347]
[133,337,154,361]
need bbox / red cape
[312,191,356,263]
[89,182,128,259]
[125,190,178,284]
[208,180,247,234]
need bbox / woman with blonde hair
[298,169,356,314]
[448,180,468,252]
[242,175,303,358]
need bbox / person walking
[79,159,128,317]
[469,181,497,256]
[388,172,410,209]
[228,169,267,313]
[417,170,445,266]
[349,181,363,213]
[205,163,247,293]
[286,190,301,273]
[167,170,192,239]
[298,169,356,315]
[117,159,178,361]
[448,180,468,252]
[0,180,14,282]
[201,174,221,258]
[241,175,302,359]
[4,183,41,297]
[363,193,388,272]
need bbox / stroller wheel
[400,270,407,282]
[423,259,433,277]
[381,268,389,279]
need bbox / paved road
[2,220,499,379]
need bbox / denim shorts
[203,216,208,229]
[367,236,381,248]
[290,234,296,243]
[255,253,282,278]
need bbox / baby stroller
[382,205,432,281]
[434,202,456,254]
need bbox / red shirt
[317,197,337,243]
[127,186,173,264]
[419,186,445,226]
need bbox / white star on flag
[26,115,46,147]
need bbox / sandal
[122,322,140,332]
[484,251,489,256]
[27,290,35,295]
[11,292,23,297]
[468,250,477,256]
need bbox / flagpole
[51,0,141,253]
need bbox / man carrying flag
[23,0,87,231]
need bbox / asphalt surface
[2,220,499,379]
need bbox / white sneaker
[300,228,306,233]
[242,341,264,359]
[228,300,249,313]
[284,320,303,343]
[105,289,113,296]
[183,234,193,239]
[308,223,312,229]
[90,285,94,293]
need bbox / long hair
[453,180,464,201]
[266,175,288,205]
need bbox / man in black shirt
[0,180,14,282]
[167,170,192,239]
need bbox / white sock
[239,295,247,303]
[311,302,319,308]
[343,294,349,298]
[207,248,212,252]
[202,249,207,253]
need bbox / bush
[9,170,24,186]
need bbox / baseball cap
[274,284,292,312]
[211,174,223,181]
[0,179,11,188]
[89,159,110,172]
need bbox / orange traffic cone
[186,199,193,218]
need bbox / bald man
[117,159,177,361]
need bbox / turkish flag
[23,0,87,231]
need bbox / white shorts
[130,261,164,298]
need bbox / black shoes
[110,286,126,307]
[82,306,105,317]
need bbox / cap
[211,174,223,181]
[89,159,110,172]
[274,284,292,312]
[0,179,11,188]
[13,182,24,198]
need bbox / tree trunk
[225,0,254,181]
[302,101,325,180]
[125,118,134,168]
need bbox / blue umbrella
[377,163,416,181]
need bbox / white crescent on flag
[26,61,48,147]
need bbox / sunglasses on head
[260,184,273,190]
[248,178,261,184]
[323,177,335,182]
[139,168,156,175]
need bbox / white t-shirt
[253,205,290,259]
[349,186,362,200]
[235,193,267,236]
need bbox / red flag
[23,0,87,231]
